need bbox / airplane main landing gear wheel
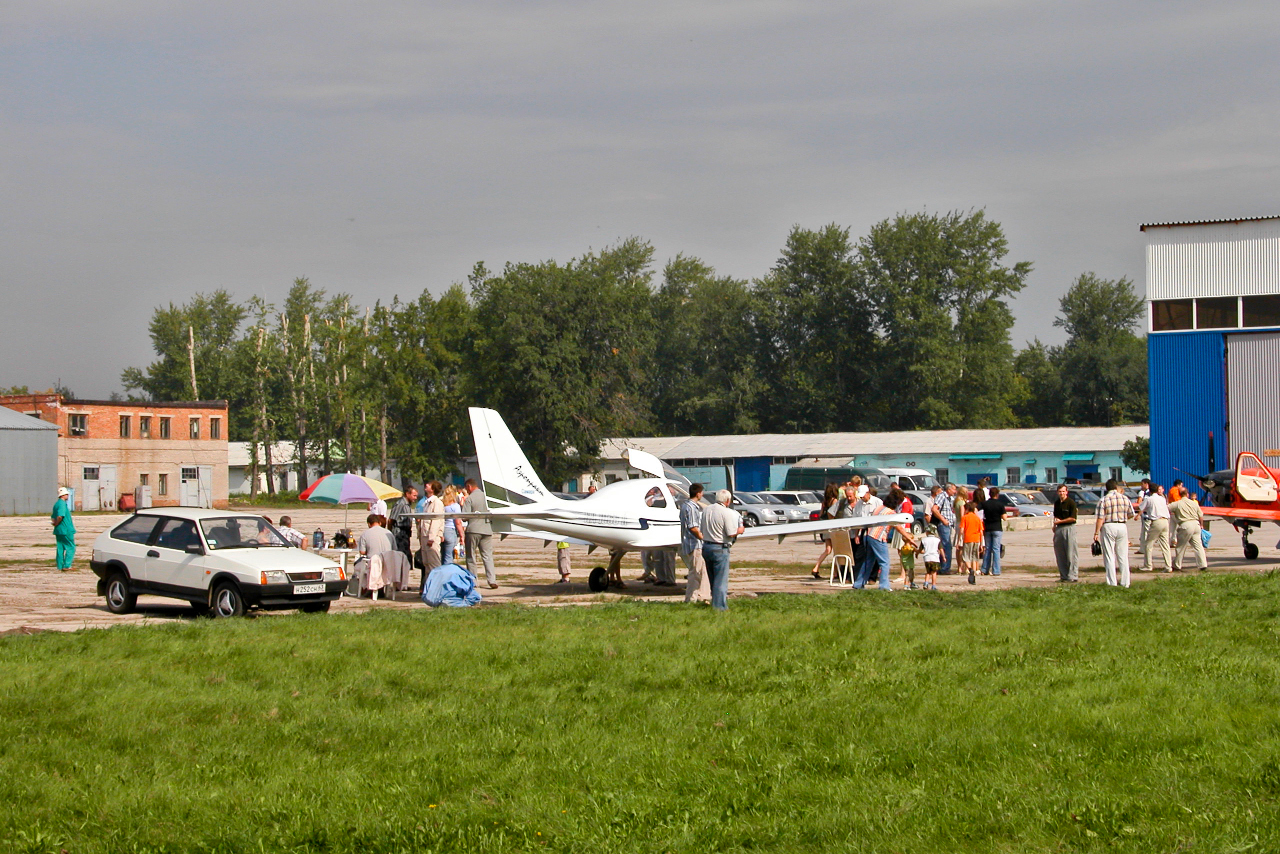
[588,566,608,592]
[1245,542,1260,560]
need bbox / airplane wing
[736,514,913,544]
[1201,506,1280,522]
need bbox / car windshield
[737,493,764,504]
[759,494,786,504]
[200,516,289,549]
[770,493,800,505]
[1028,492,1051,504]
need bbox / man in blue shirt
[51,486,76,570]
[680,483,710,603]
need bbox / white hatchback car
[90,508,346,617]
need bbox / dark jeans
[702,543,731,611]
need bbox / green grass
[4,575,1280,852]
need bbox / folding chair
[829,528,856,587]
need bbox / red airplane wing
[1201,506,1280,522]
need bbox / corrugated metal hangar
[1145,215,1280,487]
[0,404,58,515]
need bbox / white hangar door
[1226,331,1280,468]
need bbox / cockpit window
[644,486,667,508]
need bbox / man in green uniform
[51,486,76,570]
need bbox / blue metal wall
[1148,331,1228,490]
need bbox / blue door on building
[734,457,771,492]
[966,472,998,486]
[1065,464,1099,482]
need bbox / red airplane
[1195,451,1280,560]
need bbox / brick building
[0,394,230,510]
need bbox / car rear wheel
[105,572,136,615]
[212,581,246,618]
[911,521,924,536]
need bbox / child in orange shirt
[959,501,984,585]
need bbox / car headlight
[323,566,341,582]
[261,570,289,585]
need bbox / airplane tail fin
[469,408,556,507]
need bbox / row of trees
[120,210,1148,489]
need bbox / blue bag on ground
[422,562,482,607]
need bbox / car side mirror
[185,542,204,555]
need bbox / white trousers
[1141,517,1171,570]
[1101,522,1130,588]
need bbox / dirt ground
[2,507,1274,634]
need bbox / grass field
[4,574,1280,853]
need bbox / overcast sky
[4,1,1279,398]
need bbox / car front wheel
[212,582,246,618]
[300,601,331,614]
[742,513,758,528]
[105,572,136,615]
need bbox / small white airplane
[410,408,909,580]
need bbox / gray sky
[4,1,1279,397]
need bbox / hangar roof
[0,406,58,431]
[601,424,1149,462]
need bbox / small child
[920,525,942,590]
[897,532,919,589]
[556,540,571,583]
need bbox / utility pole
[187,325,199,399]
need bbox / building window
[158,473,168,496]
[159,417,171,439]
[935,467,950,486]
[1006,467,1021,485]
[210,417,221,440]
[139,473,149,486]
[119,415,131,438]
[1151,299,1193,331]
[189,417,200,439]
[139,416,151,438]
[1110,467,1124,483]
[1044,467,1058,484]
[1243,294,1280,328]
[83,466,99,481]
[1196,296,1238,330]
[68,414,87,436]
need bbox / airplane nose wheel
[1241,527,1260,560]
[588,566,609,592]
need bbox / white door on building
[180,466,214,508]
[98,465,117,511]
[81,466,100,511]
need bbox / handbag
[1090,539,1102,557]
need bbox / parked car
[731,492,787,527]
[765,490,822,512]
[902,490,932,535]
[997,491,1053,517]
[761,491,820,522]
[90,508,347,617]
[1041,485,1103,515]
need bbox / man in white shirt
[1139,483,1172,571]
[275,515,306,548]
[700,489,744,611]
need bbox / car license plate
[293,583,325,595]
